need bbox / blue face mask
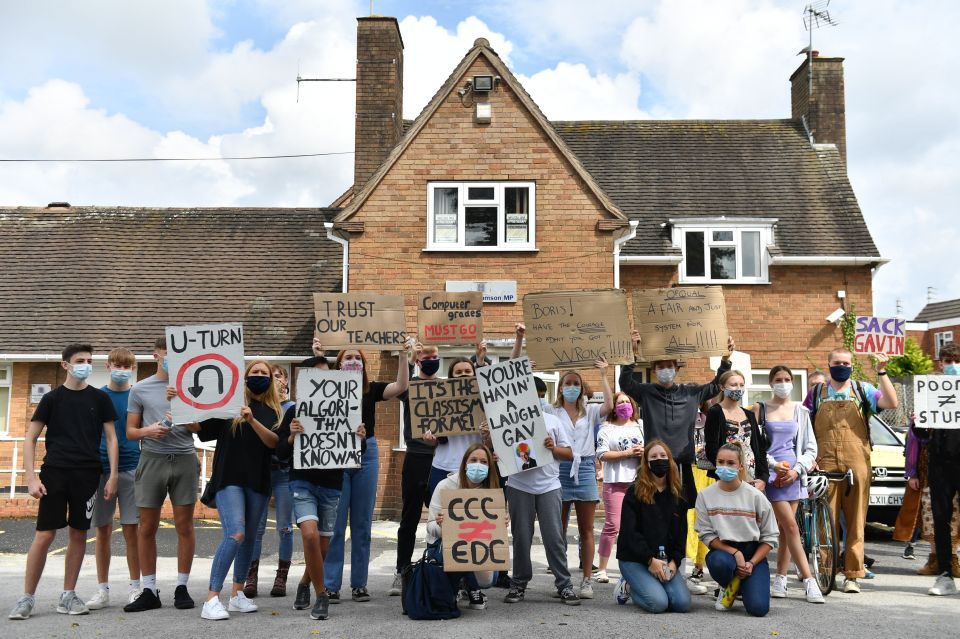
[69,363,93,380]
[944,363,960,376]
[829,365,852,383]
[715,466,739,482]
[466,462,489,484]
[160,357,169,373]
[540,397,549,411]
[724,388,744,402]
[110,369,133,384]
[562,386,582,402]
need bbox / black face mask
[420,358,441,376]
[649,459,671,478]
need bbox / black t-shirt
[199,400,279,496]
[31,385,117,470]
[361,381,389,438]
[275,406,345,490]
[399,376,438,457]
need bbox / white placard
[30,384,52,403]
[293,369,362,469]
[914,375,960,429]
[446,280,517,303]
[165,323,245,424]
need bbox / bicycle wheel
[810,499,838,595]
[795,501,811,555]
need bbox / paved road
[0,516,956,638]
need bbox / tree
[885,338,934,377]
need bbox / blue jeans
[210,485,269,592]
[706,542,771,617]
[251,468,293,563]
[324,437,379,591]
[619,560,691,613]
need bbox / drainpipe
[324,222,349,293]
[613,220,639,391]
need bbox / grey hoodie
[618,360,731,463]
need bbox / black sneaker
[310,593,330,620]
[293,583,311,610]
[503,587,525,604]
[691,568,705,581]
[864,554,876,569]
[351,587,371,602]
[123,588,161,613]
[467,590,487,610]
[903,544,916,560]
[558,586,581,606]
[328,591,340,605]
[173,585,194,610]
[494,572,512,589]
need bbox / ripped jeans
[209,485,269,592]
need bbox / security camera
[825,308,845,324]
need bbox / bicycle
[794,469,853,596]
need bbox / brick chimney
[790,53,846,165]
[354,17,404,190]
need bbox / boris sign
[293,369,363,469]
[633,287,728,361]
[313,293,406,350]
[440,489,511,572]
[522,289,634,370]
[417,292,483,346]
[408,377,486,439]
[854,316,905,356]
[914,376,960,429]
[476,357,551,477]
[166,323,245,424]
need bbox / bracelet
[878,370,888,376]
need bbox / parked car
[868,415,906,523]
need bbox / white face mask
[655,367,676,384]
[772,382,793,399]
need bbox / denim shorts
[559,456,600,502]
[290,480,341,536]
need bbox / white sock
[129,580,140,591]
[62,590,75,599]
[143,575,157,594]
[176,573,189,587]
[98,582,109,592]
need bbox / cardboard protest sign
[417,292,483,346]
[854,316,905,356]
[440,489,510,572]
[476,357,551,477]
[521,289,634,370]
[632,287,728,361]
[293,369,363,469]
[408,377,486,439]
[313,293,406,351]
[166,323,245,424]
[914,375,960,429]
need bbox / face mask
[540,397,549,411]
[649,459,670,478]
[246,375,272,394]
[562,386,581,402]
[614,403,634,420]
[715,466,739,482]
[419,358,441,376]
[69,363,93,380]
[724,388,744,402]
[341,359,363,373]
[465,463,489,484]
[655,368,676,384]
[160,358,169,373]
[944,363,960,376]
[772,382,793,399]
[110,369,133,384]
[829,365,852,383]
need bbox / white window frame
[426,181,537,252]
[935,331,954,359]
[743,369,807,406]
[673,220,773,284]
[0,364,11,434]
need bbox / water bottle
[657,546,672,579]
[721,575,741,609]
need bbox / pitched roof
[335,39,627,224]
[0,207,342,355]
[914,299,960,323]
[551,119,881,259]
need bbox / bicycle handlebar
[809,469,854,486]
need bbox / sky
[0,0,956,320]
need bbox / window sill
[679,279,770,286]
[422,247,539,253]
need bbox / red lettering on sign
[457,520,496,541]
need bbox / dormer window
[673,219,775,284]
[427,182,536,251]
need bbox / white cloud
[519,63,647,120]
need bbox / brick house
[911,299,960,363]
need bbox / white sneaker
[86,588,110,610]
[579,577,594,599]
[714,588,729,611]
[928,573,958,596]
[388,572,402,596]
[593,569,609,583]
[771,574,788,598]
[843,578,861,593]
[227,591,258,613]
[804,578,825,603]
[201,597,230,620]
[127,587,140,604]
[57,592,89,615]
[686,577,708,595]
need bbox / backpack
[810,381,874,448]
[401,541,461,620]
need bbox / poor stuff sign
[313,293,406,350]
[294,369,362,469]
[632,287,728,361]
[854,316,905,356]
[417,292,483,346]
[441,489,510,572]
[408,377,486,439]
[914,376,960,429]
[476,357,551,477]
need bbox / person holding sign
[426,443,503,610]
[195,360,281,621]
[615,440,691,614]
[543,361,613,599]
[808,348,897,594]
[324,342,412,604]
[704,370,769,491]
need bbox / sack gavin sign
[417,292,483,346]
[440,489,510,572]
[408,377,486,439]
[166,323,245,424]
[293,369,363,469]
[854,316,905,356]
[914,375,960,429]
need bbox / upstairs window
[935,331,953,359]
[674,221,773,284]
[427,182,536,251]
